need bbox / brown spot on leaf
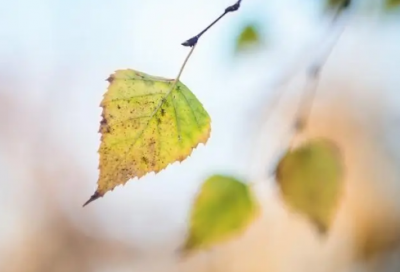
[100,118,111,133]
[141,157,149,164]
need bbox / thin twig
[252,1,352,139]
[293,5,350,136]
[247,2,352,182]
[182,0,242,47]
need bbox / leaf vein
[106,92,165,103]
[107,85,176,173]
[178,89,200,129]
[171,93,182,144]
[106,115,152,131]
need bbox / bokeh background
[1,0,400,271]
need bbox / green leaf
[325,0,350,11]
[181,175,259,255]
[235,24,262,54]
[275,139,343,234]
[385,0,400,10]
[84,69,211,205]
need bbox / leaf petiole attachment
[83,44,207,207]
[182,0,242,47]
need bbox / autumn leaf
[181,175,259,255]
[84,69,211,206]
[275,139,343,234]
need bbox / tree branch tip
[181,37,198,47]
[225,2,240,12]
[181,0,242,47]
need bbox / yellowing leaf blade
[85,69,211,205]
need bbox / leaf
[235,24,262,54]
[326,0,350,11]
[181,175,259,255]
[385,0,400,10]
[275,139,343,234]
[84,69,211,206]
[354,216,400,261]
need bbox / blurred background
[1,0,400,271]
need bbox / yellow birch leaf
[84,69,211,206]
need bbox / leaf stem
[181,0,242,47]
[292,4,351,136]
[252,1,352,138]
[175,44,197,82]
[246,2,352,183]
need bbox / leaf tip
[175,243,194,259]
[106,75,115,83]
[314,219,329,235]
[83,191,102,207]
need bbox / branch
[181,0,242,47]
[293,3,351,135]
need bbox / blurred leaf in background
[181,174,259,255]
[385,0,400,10]
[86,69,211,205]
[275,139,343,234]
[234,23,264,55]
[354,214,400,261]
[327,0,348,7]
[325,0,351,12]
